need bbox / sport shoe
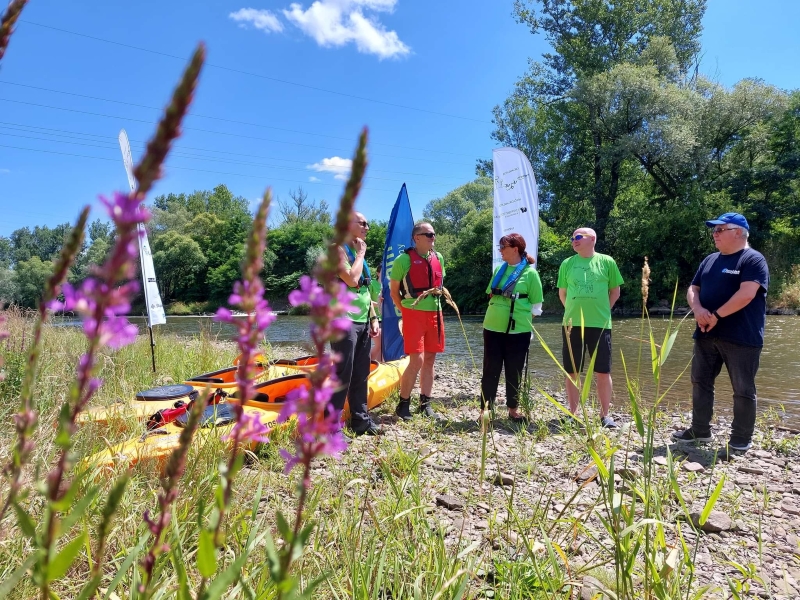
[600,416,619,429]
[727,437,752,452]
[353,422,383,437]
[671,428,713,443]
[418,403,443,420]
[395,399,412,421]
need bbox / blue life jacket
[343,245,371,288]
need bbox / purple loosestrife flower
[223,411,270,445]
[280,277,355,474]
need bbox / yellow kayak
[84,357,408,468]
[77,357,319,427]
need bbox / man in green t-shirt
[332,211,382,436]
[389,221,446,420]
[557,227,624,428]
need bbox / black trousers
[480,328,531,410]
[691,337,762,442]
[331,321,372,431]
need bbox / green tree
[365,220,387,271]
[8,223,73,265]
[489,0,707,243]
[13,256,54,308]
[0,266,17,306]
[423,178,493,236]
[152,231,207,301]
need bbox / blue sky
[1,0,798,238]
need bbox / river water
[120,314,800,424]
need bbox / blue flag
[381,184,414,361]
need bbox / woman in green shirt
[481,233,543,423]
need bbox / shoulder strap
[342,245,371,287]
[490,263,508,291]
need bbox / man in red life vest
[389,221,446,420]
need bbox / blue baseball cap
[705,212,749,230]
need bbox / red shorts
[401,308,445,354]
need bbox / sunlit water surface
[64,314,800,425]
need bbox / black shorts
[561,326,612,374]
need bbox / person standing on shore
[673,213,769,456]
[558,227,624,428]
[332,211,382,436]
[389,222,445,420]
[369,265,383,361]
[481,233,543,423]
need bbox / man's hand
[369,320,381,338]
[352,236,366,257]
[694,307,714,331]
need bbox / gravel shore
[330,359,800,598]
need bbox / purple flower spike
[223,411,270,445]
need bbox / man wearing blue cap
[673,213,769,456]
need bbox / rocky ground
[331,359,800,599]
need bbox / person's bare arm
[337,238,366,288]
[608,286,620,309]
[389,279,403,314]
[558,288,567,306]
[705,281,762,333]
[687,284,712,327]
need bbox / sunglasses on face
[417,232,436,239]
[354,220,369,228]
[570,234,592,241]
[711,226,737,235]
[498,244,512,251]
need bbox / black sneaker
[395,399,412,421]
[417,404,443,420]
[671,428,713,443]
[727,437,752,452]
[353,422,383,437]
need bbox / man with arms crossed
[389,222,445,420]
[673,213,768,456]
[332,211,382,436]
[558,227,624,428]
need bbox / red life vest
[401,248,443,299]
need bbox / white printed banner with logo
[492,148,539,268]
[119,129,167,327]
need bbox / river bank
[352,359,800,598]
[2,320,800,598]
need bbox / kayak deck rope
[409,286,477,370]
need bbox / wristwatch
[712,310,722,320]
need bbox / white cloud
[229,8,284,33]
[308,176,321,182]
[0,168,10,174]
[283,0,410,59]
[308,156,352,180]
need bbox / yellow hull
[84,357,408,468]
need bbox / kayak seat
[135,384,196,402]
[189,377,226,384]
[175,403,237,428]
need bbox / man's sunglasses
[354,220,369,227]
[416,232,436,238]
[570,234,592,241]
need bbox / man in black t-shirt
[673,213,769,456]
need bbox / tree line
[1,0,798,314]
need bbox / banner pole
[148,325,156,372]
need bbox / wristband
[712,310,722,320]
